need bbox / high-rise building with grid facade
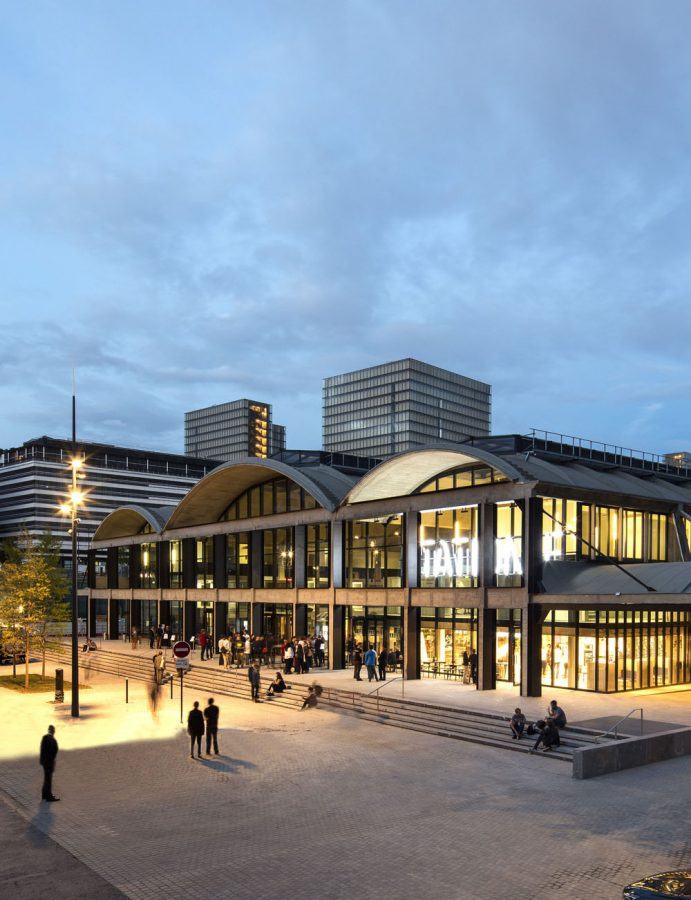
[184,399,286,462]
[322,358,491,457]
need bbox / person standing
[283,640,294,675]
[130,627,139,650]
[378,646,388,682]
[248,661,261,702]
[187,701,205,758]
[295,640,305,675]
[364,645,378,682]
[469,649,478,685]
[198,629,208,661]
[148,625,155,649]
[204,698,220,755]
[39,725,59,801]
[353,646,363,681]
[156,624,164,649]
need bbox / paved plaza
[0,661,689,900]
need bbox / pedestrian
[244,634,251,666]
[530,719,560,753]
[469,649,478,684]
[300,685,318,710]
[283,640,294,675]
[248,661,261,702]
[152,650,161,683]
[156,624,163,649]
[130,627,139,650]
[378,646,388,681]
[295,639,305,675]
[199,629,208,661]
[148,625,155,649]
[156,652,166,685]
[187,701,205,758]
[509,708,526,740]
[39,725,59,802]
[546,700,567,729]
[267,671,287,697]
[364,644,378,682]
[353,645,363,681]
[204,698,220,755]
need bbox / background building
[322,358,491,457]
[184,399,286,462]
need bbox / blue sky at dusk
[2,1,691,455]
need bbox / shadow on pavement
[199,755,257,773]
[26,802,55,845]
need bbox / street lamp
[58,454,86,717]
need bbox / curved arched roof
[92,504,175,541]
[164,456,357,530]
[345,445,525,504]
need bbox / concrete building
[88,429,691,696]
[184,399,286,462]
[322,358,491,457]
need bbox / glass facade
[345,606,403,663]
[169,540,183,588]
[419,506,478,588]
[495,502,523,587]
[226,532,250,588]
[345,516,404,588]
[262,603,293,643]
[140,542,158,588]
[117,546,130,588]
[168,601,183,642]
[420,607,477,675]
[496,609,521,684]
[418,464,507,493]
[542,609,690,692]
[262,528,294,588]
[195,537,214,588]
[306,524,330,587]
[306,603,329,643]
[225,602,250,633]
[117,598,129,637]
[223,477,318,521]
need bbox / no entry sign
[173,640,191,659]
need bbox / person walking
[187,701,205,758]
[248,661,261,702]
[378,646,388,682]
[364,645,378,682]
[204,698,220,755]
[156,652,166,685]
[39,725,59,802]
[152,650,162,684]
[353,646,363,681]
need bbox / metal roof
[92,504,176,541]
[541,560,691,595]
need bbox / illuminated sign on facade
[420,537,479,579]
[542,529,565,562]
[494,536,523,577]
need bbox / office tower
[322,358,491,457]
[184,399,286,462]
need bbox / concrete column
[403,606,420,680]
[479,502,495,588]
[213,534,227,589]
[214,601,228,642]
[477,608,496,691]
[184,601,196,643]
[405,512,419,588]
[520,605,544,697]
[107,547,118,589]
[295,603,308,637]
[182,539,196,590]
[250,532,263,588]
[130,545,141,590]
[330,604,345,669]
[331,521,344,588]
[158,541,170,590]
[251,602,264,635]
[131,597,142,632]
[88,595,96,637]
[108,596,118,639]
[524,496,540,593]
[87,550,96,589]
[294,525,306,589]
[159,599,171,636]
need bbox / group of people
[282,636,326,674]
[186,698,221,757]
[351,644,395,682]
[508,700,567,753]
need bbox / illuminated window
[345,516,404,588]
[419,506,478,588]
[495,502,522,587]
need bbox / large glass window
[306,524,330,588]
[345,605,403,665]
[169,540,183,588]
[223,477,319,520]
[226,533,250,588]
[225,602,250,633]
[345,516,404,588]
[195,537,214,588]
[140,542,158,588]
[541,498,577,561]
[417,464,508,493]
[419,607,477,675]
[419,506,478,588]
[263,528,294,588]
[496,608,521,685]
[495,502,523,587]
[623,510,644,561]
[117,546,130,588]
[648,514,668,561]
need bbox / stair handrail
[595,707,643,742]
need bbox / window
[117,546,130,589]
[222,477,320,520]
[226,533,250,588]
[140,542,158,588]
[623,510,644,561]
[195,537,214,588]
[416,464,508,493]
[306,524,330,588]
[169,540,183,588]
[648,514,668,561]
[495,502,523,587]
[419,506,478,587]
[263,528,294,588]
[345,516,404,588]
[541,498,578,561]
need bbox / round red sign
[172,641,191,659]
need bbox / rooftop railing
[0,444,211,479]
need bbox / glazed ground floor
[84,590,691,696]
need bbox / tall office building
[184,399,286,462]
[322,358,491,457]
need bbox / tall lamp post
[58,390,86,718]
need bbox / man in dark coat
[187,701,205,758]
[248,661,261,702]
[39,725,59,801]
[353,646,363,681]
[204,697,220,755]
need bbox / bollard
[125,677,129,704]
[170,676,173,700]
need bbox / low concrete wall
[572,727,691,779]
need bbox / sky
[2,1,691,456]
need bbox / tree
[0,530,69,688]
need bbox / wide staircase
[46,644,611,764]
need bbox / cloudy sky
[2,1,691,456]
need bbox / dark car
[623,871,691,899]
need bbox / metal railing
[595,708,644,742]
[367,675,405,712]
